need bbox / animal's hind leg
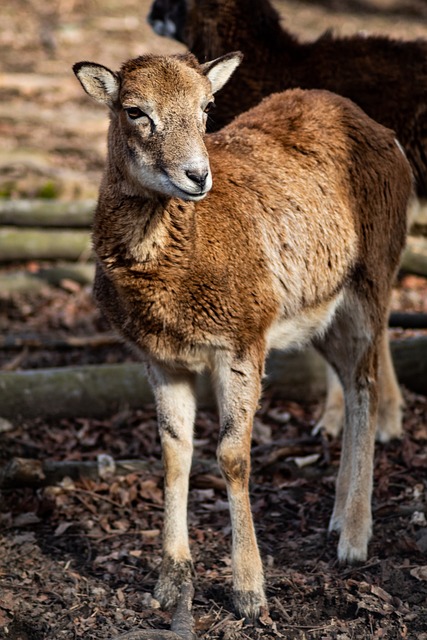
[146,362,197,610]
[376,329,403,442]
[315,308,380,563]
[315,328,402,443]
[313,364,345,437]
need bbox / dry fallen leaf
[410,566,427,581]
[371,584,393,604]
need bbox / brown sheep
[147,0,427,195]
[147,0,423,438]
[73,51,412,619]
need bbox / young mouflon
[148,0,427,440]
[73,51,412,619]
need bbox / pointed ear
[201,52,243,94]
[73,62,120,107]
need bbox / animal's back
[177,0,427,195]
[206,88,410,290]
[94,88,410,365]
[201,87,411,348]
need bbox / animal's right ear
[73,62,120,108]
[202,52,243,94]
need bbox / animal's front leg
[213,350,267,620]
[146,362,197,609]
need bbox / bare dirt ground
[1,1,427,638]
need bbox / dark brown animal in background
[147,0,425,438]
[74,51,412,618]
[147,0,427,195]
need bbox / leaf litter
[1,0,427,637]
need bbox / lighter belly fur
[266,291,344,352]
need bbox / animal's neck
[93,162,196,271]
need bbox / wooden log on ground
[389,312,427,329]
[0,199,95,227]
[0,263,95,294]
[0,271,48,295]
[410,201,427,238]
[0,362,155,420]
[401,236,427,277]
[0,456,221,490]
[0,337,425,421]
[36,263,95,286]
[0,440,321,490]
[0,332,118,350]
[0,228,91,262]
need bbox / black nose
[186,169,209,190]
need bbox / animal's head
[147,0,223,44]
[73,52,242,201]
[147,0,187,43]
[147,0,277,49]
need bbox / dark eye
[204,101,215,114]
[125,107,147,120]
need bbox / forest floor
[1,0,427,638]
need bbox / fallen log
[401,236,427,277]
[0,228,91,262]
[410,201,427,238]
[389,312,427,329]
[0,337,425,421]
[0,439,325,489]
[0,362,155,420]
[36,263,95,286]
[0,199,95,228]
[0,455,221,490]
[0,263,95,294]
[0,332,118,350]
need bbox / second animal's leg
[315,329,402,442]
[313,364,344,437]
[376,329,403,442]
[330,362,378,563]
[213,349,267,620]
[147,363,197,609]
[316,308,380,563]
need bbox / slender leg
[313,364,344,437]
[315,329,402,443]
[376,330,403,442]
[315,305,380,563]
[330,358,378,562]
[146,362,197,609]
[213,349,267,619]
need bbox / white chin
[168,182,209,201]
[180,192,207,202]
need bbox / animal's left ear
[73,61,120,108]
[202,52,243,94]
